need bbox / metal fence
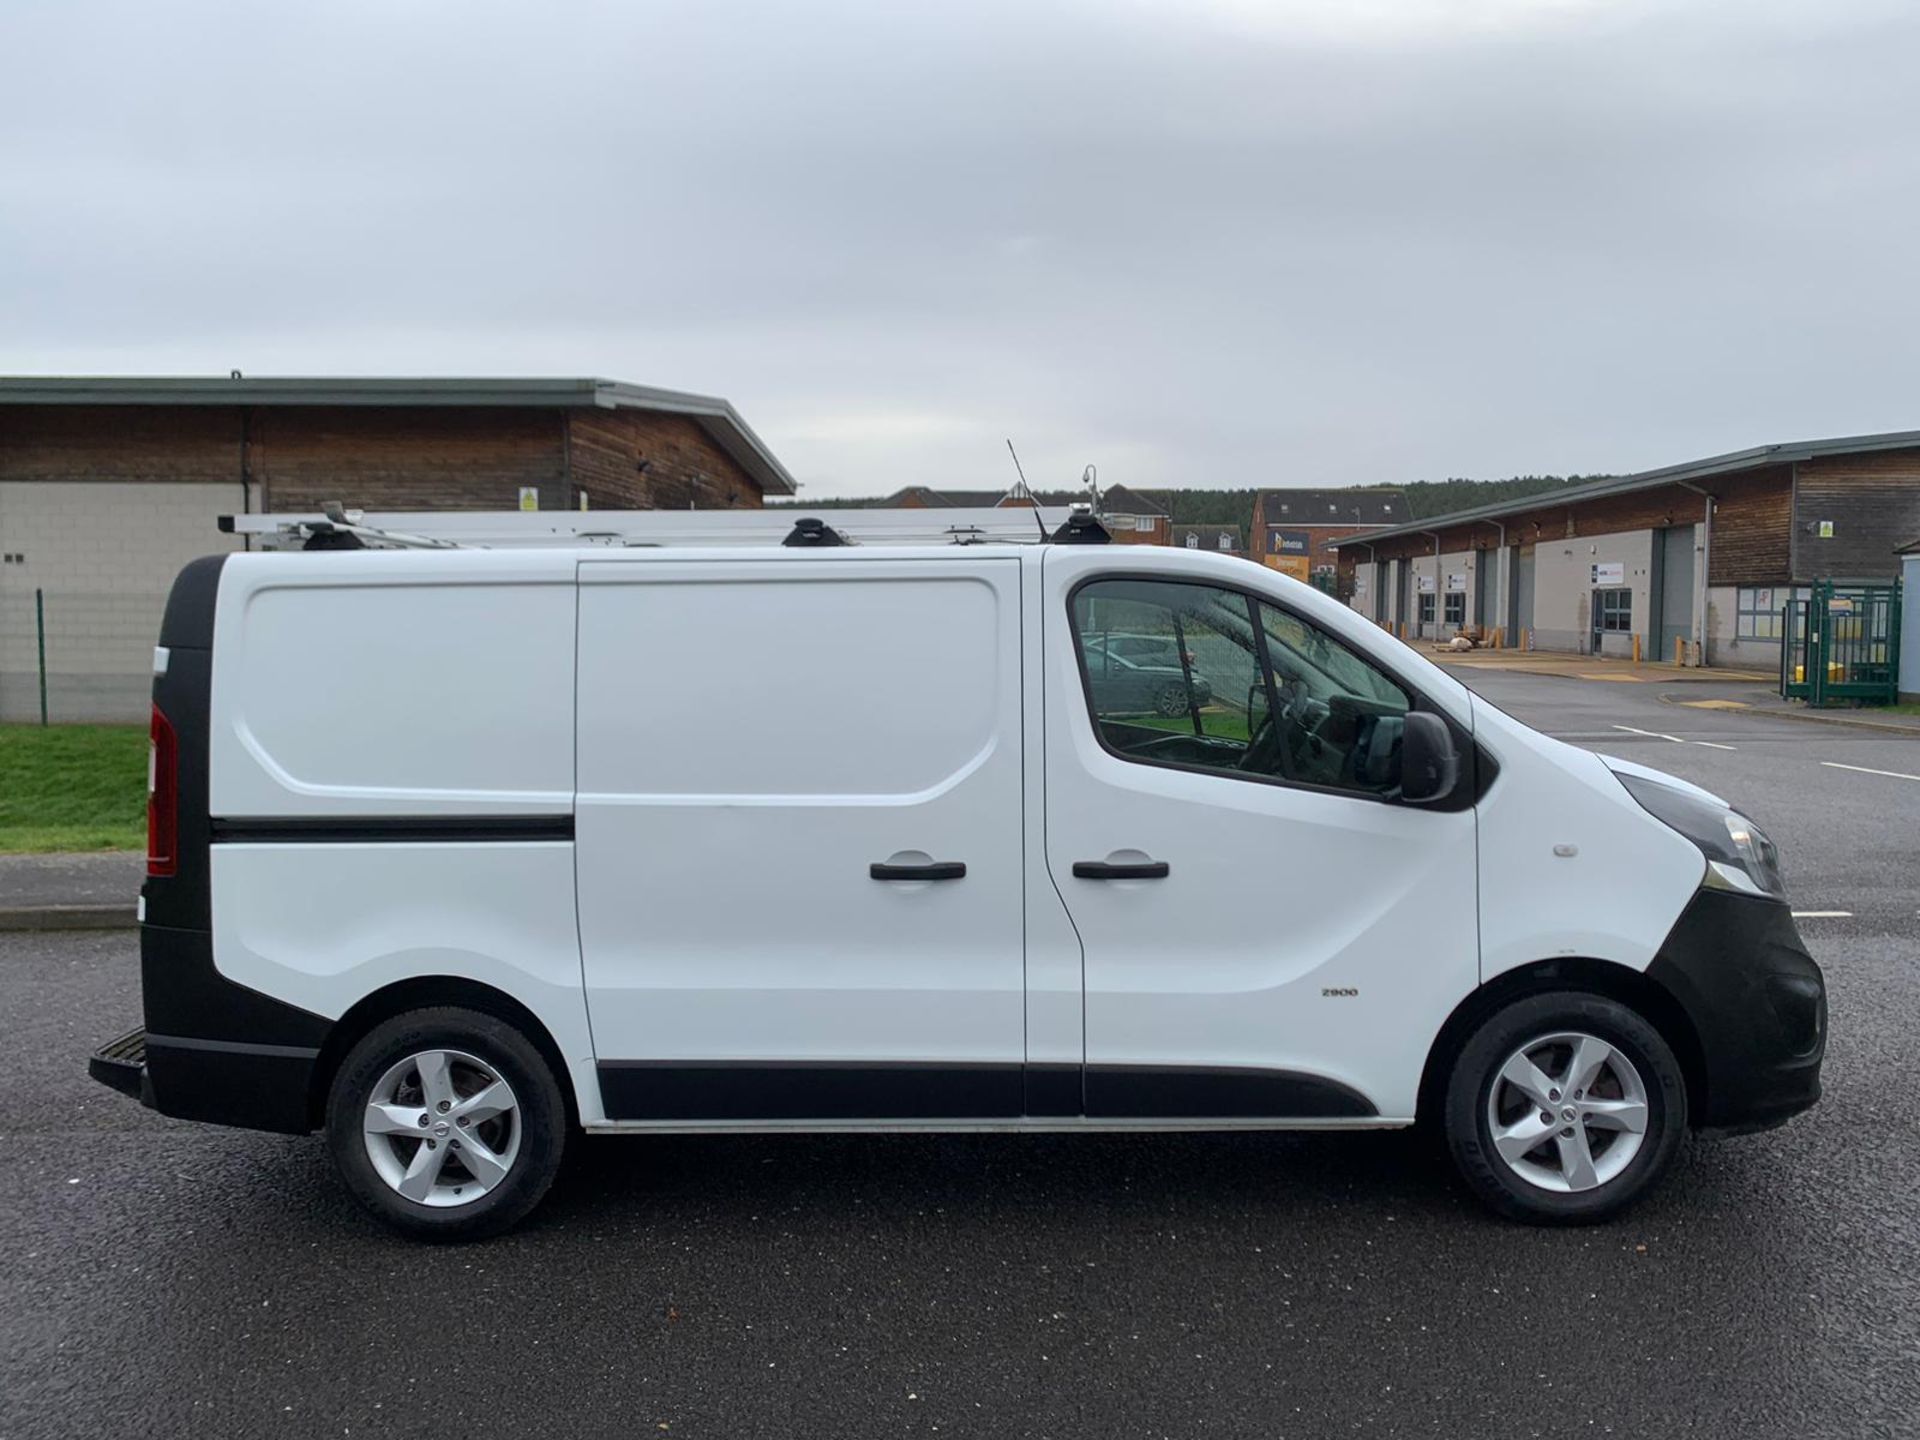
[1780,580,1903,707]
[0,586,161,724]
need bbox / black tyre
[1155,684,1190,717]
[1445,991,1686,1224]
[326,1006,567,1241]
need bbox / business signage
[1268,528,1311,556]
[1416,574,1436,593]
[1446,572,1467,592]
[1591,562,1624,586]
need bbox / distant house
[1250,489,1407,584]
[1172,524,1244,555]
[879,482,1171,545]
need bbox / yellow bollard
[1632,634,1642,663]
[1673,635,1684,667]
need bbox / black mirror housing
[1399,711,1460,804]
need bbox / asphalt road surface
[3,671,1916,1439]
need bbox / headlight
[1616,773,1786,901]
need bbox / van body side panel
[139,554,333,1134]
[208,842,602,1123]
[1469,697,1703,983]
[194,552,597,1125]
[208,552,577,819]
[575,555,1027,1120]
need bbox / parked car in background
[1081,632,1213,715]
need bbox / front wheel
[326,1006,567,1240]
[1155,683,1190,717]
[1445,991,1687,1224]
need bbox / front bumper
[1648,888,1826,1134]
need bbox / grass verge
[0,724,147,853]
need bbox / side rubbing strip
[211,816,575,844]
[1086,1065,1377,1119]
[598,1062,1026,1121]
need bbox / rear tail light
[147,703,178,877]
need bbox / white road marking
[1791,910,1853,919]
[1610,724,1735,750]
[1821,761,1920,782]
[1612,724,1685,743]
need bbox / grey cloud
[3,0,1918,496]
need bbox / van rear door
[574,555,1027,1121]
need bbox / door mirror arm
[1398,711,1461,805]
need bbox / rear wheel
[1445,991,1686,1224]
[1155,683,1189,716]
[326,1006,566,1240]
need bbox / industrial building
[0,376,795,721]
[881,483,1172,544]
[1334,431,1920,670]
[1251,489,1407,584]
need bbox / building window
[1217,534,1232,550]
[1595,588,1633,633]
[1418,593,1436,624]
[1736,586,1783,639]
[1444,592,1466,627]
[1185,533,1200,548]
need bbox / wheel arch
[1417,957,1707,1128]
[307,976,580,1131]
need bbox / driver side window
[1071,579,1412,798]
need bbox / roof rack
[220,503,1098,551]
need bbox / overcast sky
[4,1,1918,498]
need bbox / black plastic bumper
[84,923,328,1135]
[1647,888,1826,1134]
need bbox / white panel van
[90,528,1825,1238]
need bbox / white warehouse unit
[0,480,246,722]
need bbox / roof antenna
[1007,438,1046,542]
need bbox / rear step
[88,1027,152,1105]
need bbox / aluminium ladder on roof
[219,505,1082,551]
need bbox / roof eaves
[597,381,797,497]
[0,376,609,408]
[0,375,799,496]
[1333,428,1920,549]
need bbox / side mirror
[1399,711,1461,804]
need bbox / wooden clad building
[0,376,795,720]
[1331,432,1920,669]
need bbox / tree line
[778,475,1613,527]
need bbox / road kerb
[0,904,138,932]
[1655,693,1920,738]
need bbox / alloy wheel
[1484,1030,1650,1193]
[361,1048,522,1208]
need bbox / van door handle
[1072,860,1170,880]
[870,861,967,881]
